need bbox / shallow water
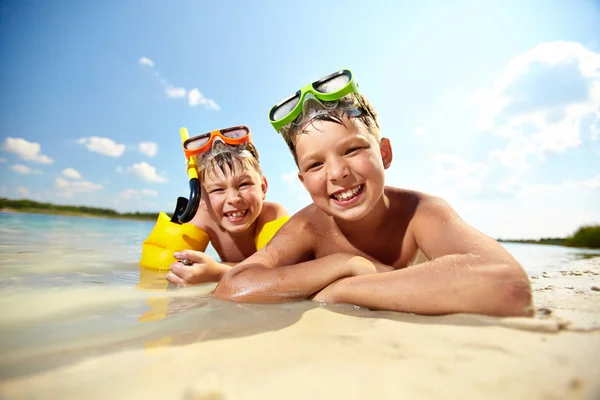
[1,211,599,380]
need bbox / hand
[166,250,231,286]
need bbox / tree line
[0,198,160,221]
[498,225,600,249]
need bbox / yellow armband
[255,216,290,250]
[140,212,209,270]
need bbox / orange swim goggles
[182,125,252,159]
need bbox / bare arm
[314,197,533,317]
[213,214,387,302]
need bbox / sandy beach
[1,258,599,400]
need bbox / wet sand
[1,258,599,400]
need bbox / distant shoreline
[498,225,600,250]
[0,207,158,222]
[497,238,566,246]
[0,198,161,222]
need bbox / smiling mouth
[224,210,248,220]
[330,184,364,202]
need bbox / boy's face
[201,162,267,233]
[295,118,392,222]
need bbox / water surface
[1,211,598,379]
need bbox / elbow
[213,267,263,303]
[213,268,247,302]
[489,263,534,317]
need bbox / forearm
[213,253,363,303]
[316,254,533,317]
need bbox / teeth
[227,211,245,218]
[333,186,361,201]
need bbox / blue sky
[1,0,599,239]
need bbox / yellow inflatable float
[140,127,289,271]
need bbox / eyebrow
[298,135,370,165]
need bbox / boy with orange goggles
[165,125,289,287]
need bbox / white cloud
[16,186,29,197]
[591,110,600,141]
[473,41,600,168]
[138,57,154,68]
[61,168,82,180]
[428,154,489,196]
[116,166,124,173]
[10,164,42,175]
[412,126,428,136]
[120,188,159,199]
[139,56,220,111]
[490,136,537,170]
[138,142,158,157]
[0,157,6,163]
[54,177,104,198]
[513,175,600,196]
[77,137,125,157]
[188,88,220,111]
[127,162,167,183]
[165,86,186,98]
[2,137,53,164]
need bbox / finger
[176,249,212,263]
[166,271,185,286]
[170,262,195,280]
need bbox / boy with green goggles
[269,69,379,163]
[215,69,532,318]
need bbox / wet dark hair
[279,93,380,166]
[197,142,262,183]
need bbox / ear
[261,176,268,200]
[200,189,209,211]
[200,185,210,210]
[297,171,308,191]
[379,137,393,169]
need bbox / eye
[306,161,323,172]
[209,188,224,194]
[239,181,253,188]
[345,146,364,155]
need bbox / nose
[226,188,242,204]
[327,157,350,182]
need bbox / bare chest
[312,223,421,269]
[207,229,257,263]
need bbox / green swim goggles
[269,69,360,132]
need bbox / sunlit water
[1,211,599,380]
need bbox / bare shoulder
[260,203,325,263]
[260,201,289,221]
[383,186,429,223]
[267,204,325,242]
[384,187,452,216]
[411,191,459,221]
